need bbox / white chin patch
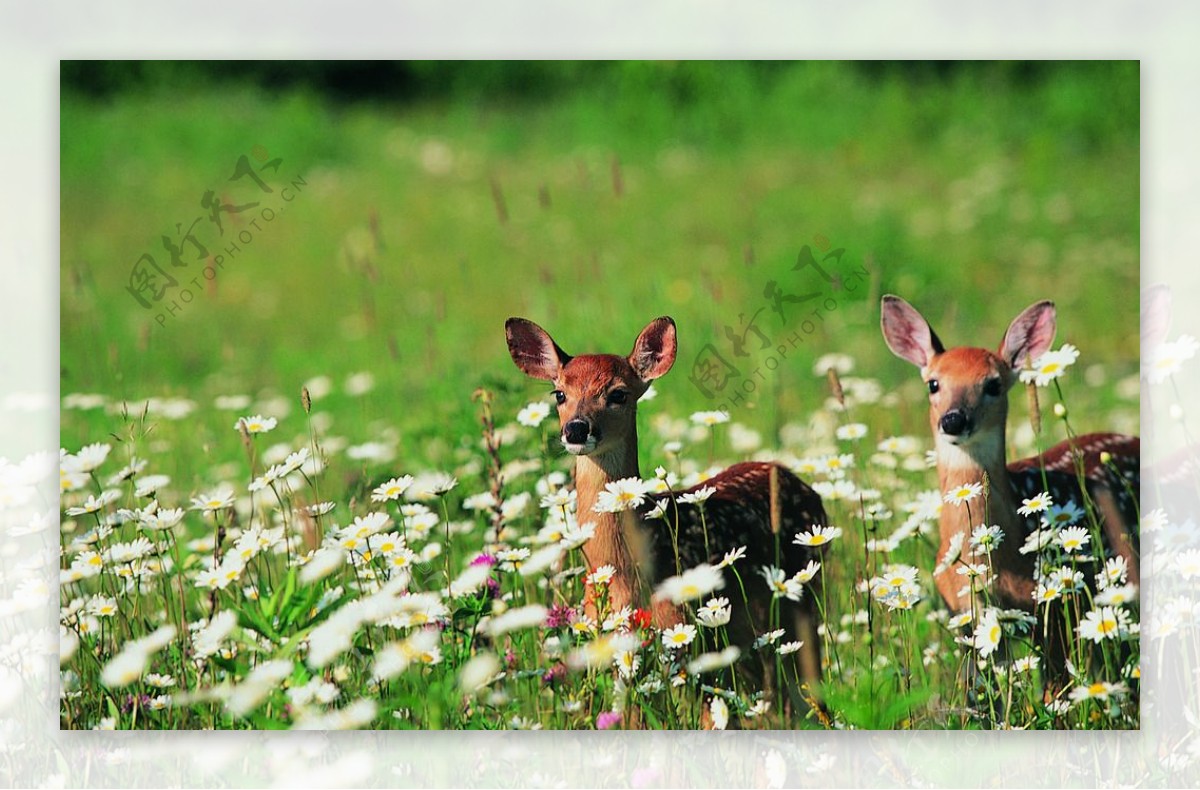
[562,439,597,456]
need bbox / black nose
[939,410,971,436]
[563,419,591,444]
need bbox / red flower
[631,608,653,631]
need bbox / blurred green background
[60,61,1140,475]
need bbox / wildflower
[835,423,869,441]
[761,566,804,601]
[596,711,622,730]
[969,524,1004,552]
[690,410,730,426]
[655,564,724,604]
[517,401,552,427]
[540,489,575,510]
[487,605,549,637]
[73,443,112,472]
[227,660,293,716]
[709,696,729,730]
[793,525,843,547]
[687,646,740,674]
[235,414,277,434]
[792,560,821,584]
[1095,584,1138,607]
[587,564,616,587]
[1077,607,1129,643]
[943,483,982,506]
[140,507,185,532]
[305,502,336,517]
[593,478,649,513]
[371,476,414,503]
[661,623,697,650]
[1069,680,1129,704]
[1018,526,1057,555]
[1012,656,1040,673]
[777,641,804,655]
[87,596,118,618]
[973,609,1003,658]
[1017,492,1053,516]
[717,546,747,568]
[696,596,732,628]
[1018,344,1080,387]
[191,487,235,512]
[1045,501,1085,527]
[947,612,973,629]
[678,486,716,505]
[299,548,346,584]
[1146,335,1199,383]
[934,532,966,575]
[1056,526,1091,553]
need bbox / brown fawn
[880,295,1139,687]
[505,316,828,695]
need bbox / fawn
[505,316,829,697]
[880,295,1139,688]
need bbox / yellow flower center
[1097,619,1117,634]
[809,534,827,545]
[1088,682,1106,695]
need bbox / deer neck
[934,430,1034,611]
[572,432,648,612]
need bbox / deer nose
[563,419,592,445]
[939,410,972,436]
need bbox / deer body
[506,316,828,695]
[881,295,1140,683]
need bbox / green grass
[59,62,1141,730]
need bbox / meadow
[59,62,1142,730]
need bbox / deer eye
[607,390,628,405]
[552,390,566,406]
[984,378,1003,397]
[927,379,940,394]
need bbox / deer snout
[563,419,592,445]
[939,409,973,437]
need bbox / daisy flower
[1056,525,1091,553]
[835,423,868,441]
[1017,492,1053,516]
[1069,680,1128,704]
[517,401,552,428]
[793,525,843,547]
[687,646,741,674]
[689,410,730,427]
[1018,344,1080,387]
[1045,501,1085,528]
[372,475,414,503]
[661,623,697,650]
[1146,334,1199,383]
[655,564,724,604]
[717,546,747,568]
[973,609,1003,658]
[696,597,732,628]
[943,483,982,506]
[235,414,277,434]
[678,486,716,505]
[1077,606,1129,642]
[760,566,804,602]
[191,487,236,512]
[593,477,649,513]
[969,524,1004,551]
[587,564,616,587]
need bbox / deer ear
[629,316,677,382]
[506,318,571,381]
[881,295,945,368]
[999,300,1056,370]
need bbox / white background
[3,1,1198,786]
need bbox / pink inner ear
[629,318,677,381]
[881,297,940,368]
[506,318,568,380]
[1000,301,1056,369]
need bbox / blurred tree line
[61,60,1131,105]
